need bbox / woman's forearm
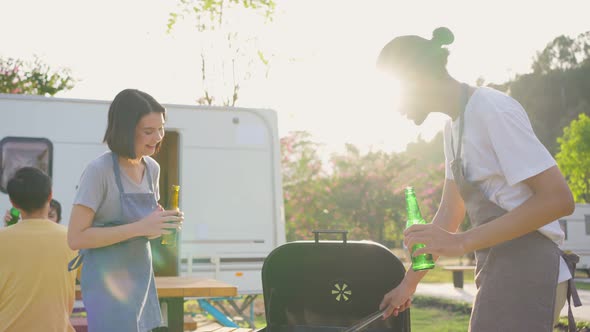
[69,222,141,250]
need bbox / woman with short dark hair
[67,89,184,332]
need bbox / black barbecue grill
[259,230,411,332]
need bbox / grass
[418,265,475,284]
[411,296,590,332]
[411,306,470,332]
[255,314,267,328]
[555,317,590,332]
[410,296,472,332]
[574,269,590,291]
[410,307,590,332]
[412,296,472,314]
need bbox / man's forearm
[461,190,573,253]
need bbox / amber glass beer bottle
[161,185,180,246]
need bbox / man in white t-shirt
[443,86,572,285]
[376,27,579,332]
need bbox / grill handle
[312,230,348,243]
[342,308,388,332]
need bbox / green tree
[489,31,590,154]
[167,0,276,106]
[281,131,324,186]
[403,132,445,168]
[328,144,412,243]
[280,131,446,245]
[556,113,590,203]
[0,56,75,96]
[280,131,328,240]
[532,31,590,74]
[167,0,275,32]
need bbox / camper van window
[585,215,590,235]
[0,137,53,193]
[559,219,568,240]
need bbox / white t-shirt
[443,87,571,283]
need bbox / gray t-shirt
[74,151,160,225]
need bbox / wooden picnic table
[76,276,238,332]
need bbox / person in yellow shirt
[0,167,78,332]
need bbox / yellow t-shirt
[0,219,78,332]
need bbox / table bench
[443,265,475,289]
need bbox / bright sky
[3,0,589,154]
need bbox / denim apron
[451,84,581,332]
[69,153,162,332]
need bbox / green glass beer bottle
[405,187,435,271]
[161,185,180,246]
[7,207,20,226]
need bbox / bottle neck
[169,188,179,209]
[406,196,423,221]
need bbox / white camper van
[0,93,286,294]
[560,204,590,276]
